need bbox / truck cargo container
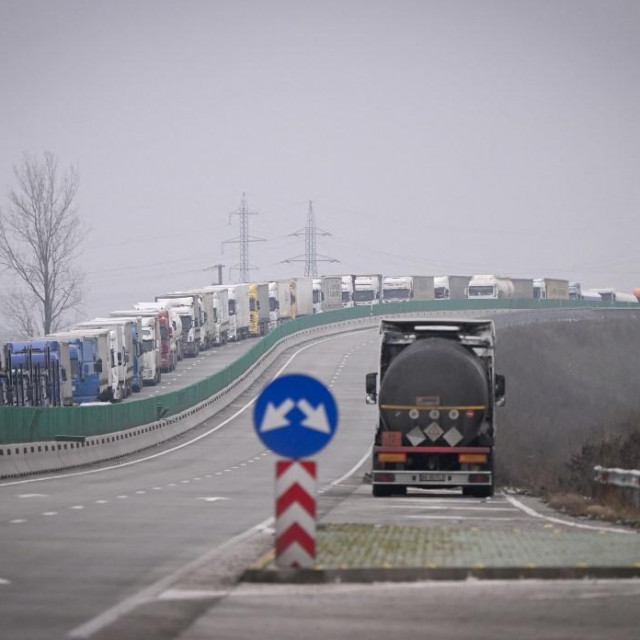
[294,277,314,317]
[594,289,639,304]
[366,318,505,497]
[434,276,472,300]
[511,278,534,299]
[321,275,343,312]
[533,278,569,300]
[227,284,251,340]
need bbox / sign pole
[275,460,317,568]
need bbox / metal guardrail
[594,465,640,510]
[594,465,640,489]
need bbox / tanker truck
[365,318,505,498]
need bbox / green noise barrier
[0,298,631,444]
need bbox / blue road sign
[253,373,339,459]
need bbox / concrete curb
[242,565,640,583]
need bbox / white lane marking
[68,515,275,639]
[504,494,635,535]
[152,487,162,491]
[214,472,222,476]
[70,505,84,510]
[18,493,47,498]
[406,516,531,521]
[0,330,374,489]
[181,480,190,484]
[9,519,26,524]
[95,500,108,504]
[116,495,128,499]
[197,497,230,503]
[158,589,223,601]
[0,578,10,585]
[389,506,518,512]
[42,511,58,516]
[330,446,372,486]
[135,490,146,494]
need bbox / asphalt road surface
[0,323,638,640]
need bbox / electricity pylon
[222,193,265,282]
[283,201,339,277]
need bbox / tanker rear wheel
[463,485,494,498]
[372,485,392,498]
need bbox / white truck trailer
[321,275,343,312]
[467,275,515,299]
[533,278,570,300]
[294,277,314,317]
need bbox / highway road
[1,315,639,639]
[0,327,379,640]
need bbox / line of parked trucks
[1,273,636,407]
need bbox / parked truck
[75,320,134,399]
[294,277,314,317]
[249,283,270,336]
[2,339,72,406]
[77,318,142,393]
[135,302,181,368]
[354,274,383,305]
[366,318,505,498]
[533,278,569,300]
[110,311,162,385]
[226,284,251,340]
[434,276,471,300]
[382,276,434,302]
[467,275,514,299]
[269,280,292,327]
[48,329,113,403]
[155,294,204,356]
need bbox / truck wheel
[372,485,393,498]
[392,486,407,496]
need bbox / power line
[283,201,338,277]
[222,193,265,283]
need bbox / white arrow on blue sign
[253,373,338,459]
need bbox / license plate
[419,473,447,482]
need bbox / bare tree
[0,152,85,336]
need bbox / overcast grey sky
[1,0,639,321]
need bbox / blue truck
[3,339,73,406]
